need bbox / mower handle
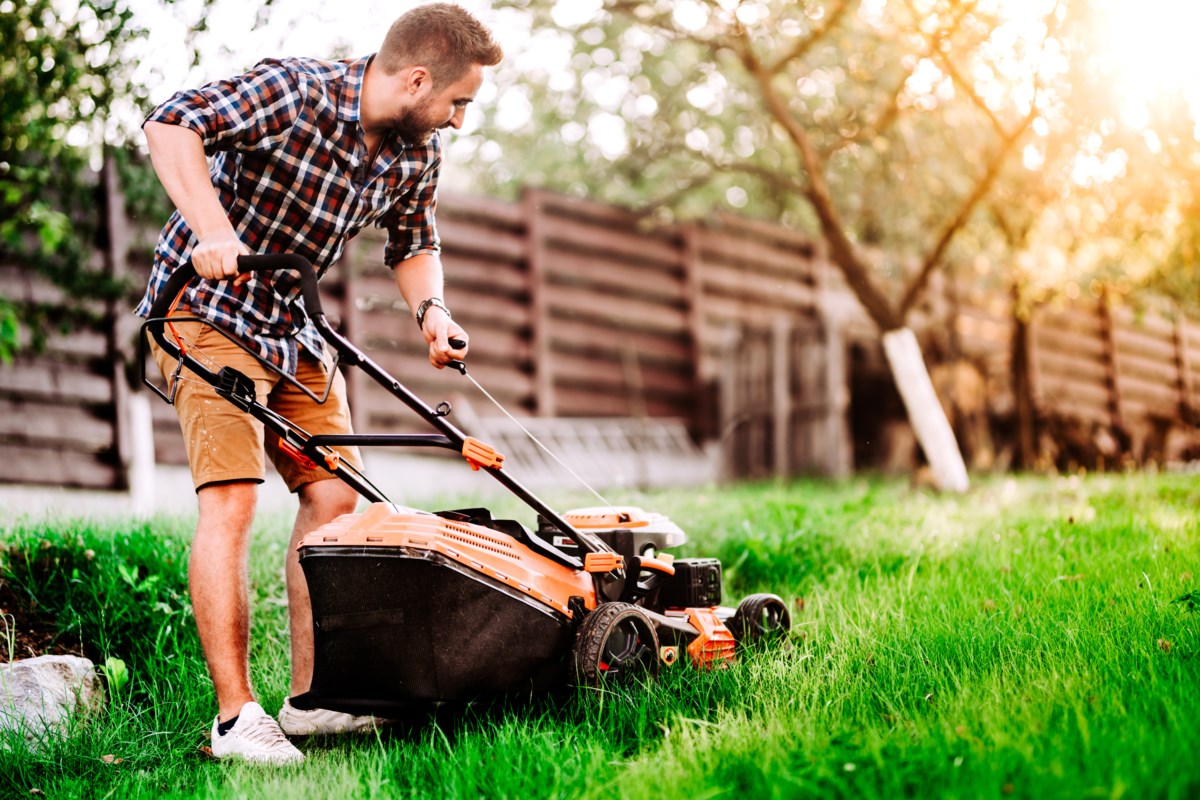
[147,254,466,355]
[147,254,326,323]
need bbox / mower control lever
[447,338,468,375]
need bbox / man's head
[368,4,503,145]
[377,3,503,90]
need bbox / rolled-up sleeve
[382,156,443,267]
[144,59,302,155]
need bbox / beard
[394,98,443,146]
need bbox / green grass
[2,473,1199,799]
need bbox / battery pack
[659,557,722,608]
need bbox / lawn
[1,473,1198,799]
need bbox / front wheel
[572,602,661,687]
[727,593,791,646]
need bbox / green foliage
[474,0,1199,311]
[2,475,1200,798]
[0,0,150,357]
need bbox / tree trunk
[881,328,970,493]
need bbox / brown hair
[377,3,503,88]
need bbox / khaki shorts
[150,319,364,493]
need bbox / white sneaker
[210,701,304,765]
[277,698,385,736]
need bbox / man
[136,4,503,765]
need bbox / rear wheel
[572,602,661,687]
[728,593,791,646]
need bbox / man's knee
[298,479,358,522]
[197,481,259,533]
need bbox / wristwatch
[415,297,451,331]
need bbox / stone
[0,655,104,745]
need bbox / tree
[0,0,150,360]
[477,0,1070,489]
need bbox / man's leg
[285,478,359,697]
[192,480,259,723]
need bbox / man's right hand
[192,234,251,283]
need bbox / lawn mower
[142,254,791,715]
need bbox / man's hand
[192,233,251,284]
[421,306,469,369]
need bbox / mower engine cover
[548,506,687,560]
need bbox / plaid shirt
[135,55,442,374]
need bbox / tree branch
[897,0,1061,315]
[766,0,858,73]
[734,26,901,330]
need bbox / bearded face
[393,95,445,146]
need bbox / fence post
[101,151,149,495]
[680,224,708,436]
[523,189,555,416]
[821,312,853,477]
[1097,289,1125,435]
[1013,300,1038,469]
[1173,309,1194,424]
[772,315,792,478]
[717,323,742,481]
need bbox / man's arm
[394,253,468,369]
[144,121,249,281]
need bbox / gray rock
[0,655,104,745]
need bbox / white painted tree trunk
[881,327,970,493]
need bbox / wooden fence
[3,159,1199,490]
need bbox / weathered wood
[1113,325,1178,362]
[549,318,692,364]
[696,229,820,281]
[708,212,818,255]
[0,398,114,451]
[0,445,118,488]
[540,215,681,268]
[0,361,114,404]
[1175,313,1195,419]
[1039,305,1106,336]
[698,261,818,308]
[543,284,690,334]
[438,216,527,262]
[551,352,695,396]
[1033,325,1108,359]
[552,386,693,420]
[523,192,554,415]
[443,255,529,297]
[1034,348,1110,383]
[544,250,685,300]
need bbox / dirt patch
[0,575,86,661]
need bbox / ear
[406,66,432,97]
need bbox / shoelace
[237,714,297,752]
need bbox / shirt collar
[335,55,372,122]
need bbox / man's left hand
[422,307,468,369]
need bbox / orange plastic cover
[563,507,654,529]
[298,503,596,617]
[279,439,317,470]
[583,552,625,573]
[684,607,737,668]
[462,437,504,471]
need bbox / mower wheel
[728,593,791,646]
[572,602,661,687]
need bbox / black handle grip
[147,254,323,321]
